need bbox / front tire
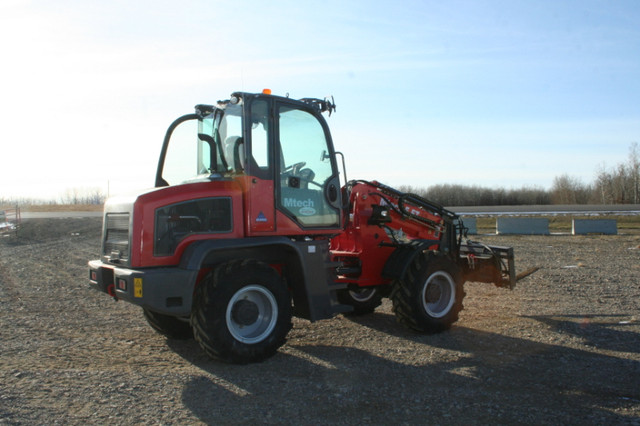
[191,260,293,364]
[390,254,465,333]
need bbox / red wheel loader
[89,90,515,364]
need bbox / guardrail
[452,204,640,216]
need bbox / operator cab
[155,91,343,235]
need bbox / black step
[328,281,348,291]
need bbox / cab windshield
[159,103,243,186]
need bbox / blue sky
[1,0,639,200]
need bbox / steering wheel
[300,178,323,189]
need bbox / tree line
[0,187,106,207]
[401,142,639,206]
[398,184,552,207]
[58,187,106,205]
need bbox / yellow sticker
[134,277,143,298]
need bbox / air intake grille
[103,213,130,264]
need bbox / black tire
[337,286,383,315]
[191,260,293,364]
[390,254,465,333]
[143,309,193,340]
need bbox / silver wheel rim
[226,285,278,344]
[421,271,455,318]
[349,287,376,303]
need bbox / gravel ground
[1,218,639,425]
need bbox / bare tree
[594,164,612,204]
[591,143,639,204]
[629,142,639,204]
[551,175,582,204]
[59,187,106,205]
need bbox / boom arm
[330,180,516,289]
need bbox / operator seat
[224,136,243,172]
[230,136,269,180]
[298,168,315,189]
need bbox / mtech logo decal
[284,198,316,216]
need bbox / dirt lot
[1,218,639,425]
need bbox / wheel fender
[179,237,305,271]
[381,240,440,281]
[179,237,331,321]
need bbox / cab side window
[246,100,271,180]
[278,106,339,227]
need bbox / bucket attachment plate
[460,243,516,289]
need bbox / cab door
[275,103,342,230]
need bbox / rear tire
[337,287,383,315]
[143,309,193,340]
[390,254,465,333]
[191,260,293,364]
